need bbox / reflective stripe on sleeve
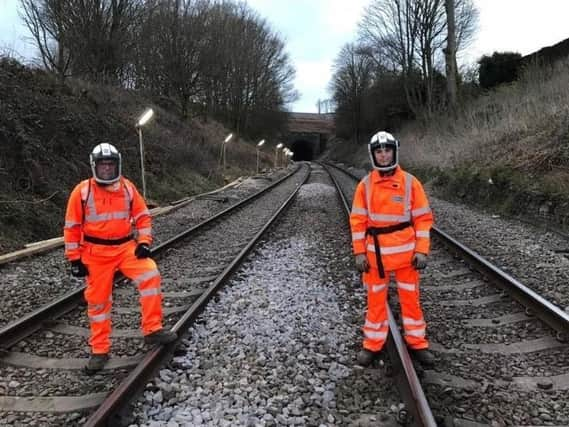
[352,231,366,240]
[416,230,430,238]
[412,206,431,217]
[137,227,152,236]
[351,207,368,216]
[134,209,151,222]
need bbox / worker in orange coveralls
[350,131,435,367]
[64,143,176,374]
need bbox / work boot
[357,348,381,367]
[85,353,109,375]
[144,328,177,346]
[411,348,435,366]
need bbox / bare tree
[20,0,144,84]
[358,0,477,116]
[19,0,71,81]
[444,0,458,109]
[134,0,209,117]
[330,43,374,143]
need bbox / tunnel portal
[289,139,315,161]
[285,113,335,161]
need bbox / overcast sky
[2,0,569,112]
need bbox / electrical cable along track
[323,161,569,426]
[0,164,310,426]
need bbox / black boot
[144,328,177,345]
[357,348,381,367]
[85,353,109,374]
[411,348,435,366]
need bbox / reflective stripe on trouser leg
[120,253,163,335]
[395,266,428,350]
[362,268,389,352]
[84,263,115,354]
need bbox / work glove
[354,254,370,273]
[135,243,152,259]
[412,253,428,270]
[70,260,88,277]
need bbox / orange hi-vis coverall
[64,177,163,354]
[350,166,434,352]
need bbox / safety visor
[93,158,120,183]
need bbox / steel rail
[84,167,311,426]
[321,161,437,427]
[0,166,302,349]
[433,227,569,335]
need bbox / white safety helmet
[368,131,399,172]
[90,143,122,184]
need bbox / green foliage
[478,51,522,89]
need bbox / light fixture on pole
[256,139,265,174]
[274,143,283,168]
[221,133,233,172]
[136,108,154,200]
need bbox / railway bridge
[285,113,335,161]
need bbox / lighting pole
[221,133,233,173]
[281,148,289,168]
[256,139,265,174]
[275,143,283,168]
[136,108,154,200]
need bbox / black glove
[412,253,428,270]
[135,243,152,259]
[70,260,88,277]
[355,254,370,273]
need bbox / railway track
[324,161,569,426]
[0,164,309,426]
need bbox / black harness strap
[83,234,133,245]
[366,221,412,278]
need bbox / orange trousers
[82,241,163,354]
[362,265,428,352]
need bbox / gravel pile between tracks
[0,170,291,329]
[129,165,403,427]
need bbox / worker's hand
[135,243,152,259]
[355,254,370,273]
[70,260,88,277]
[412,253,428,270]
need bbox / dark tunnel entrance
[289,140,314,161]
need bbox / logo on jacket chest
[391,195,404,203]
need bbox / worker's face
[373,146,394,167]
[96,160,118,180]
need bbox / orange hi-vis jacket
[350,166,433,272]
[64,177,152,260]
